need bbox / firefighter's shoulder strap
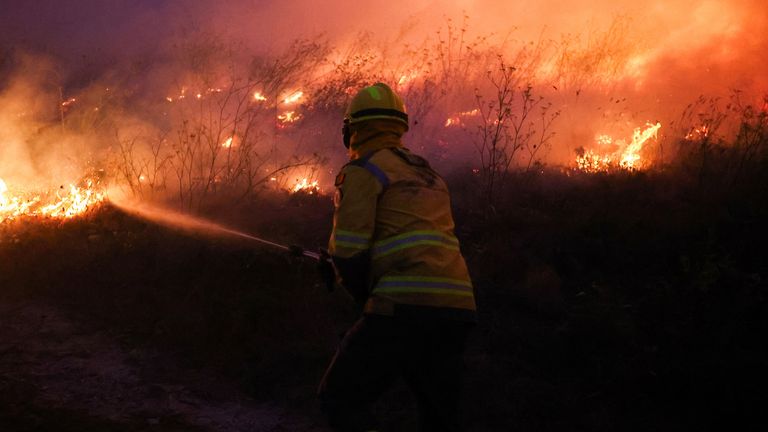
[346,147,433,191]
[347,149,390,189]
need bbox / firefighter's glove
[318,249,336,292]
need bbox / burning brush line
[575,122,662,173]
[0,173,321,224]
[0,176,107,223]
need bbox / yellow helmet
[345,83,408,130]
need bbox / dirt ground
[0,300,331,432]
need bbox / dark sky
[0,0,172,59]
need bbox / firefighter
[318,82,477,432]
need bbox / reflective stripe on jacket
[329,134,476,321]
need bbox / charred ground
[1,152,767,431]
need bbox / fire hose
[223,228,321,260]
[224,229,336,292]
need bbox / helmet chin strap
[342,119,351,148]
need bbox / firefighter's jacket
[329,120,477,321]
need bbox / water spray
[108,197,321,260]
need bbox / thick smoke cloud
[3,0,765,98]
[0,0,765,191]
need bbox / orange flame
[0,177,106,223]
[282,91,304,105]
[444,109,480,127]
[277,111,301,124]
[575,122,662,172]
[291,178,320,194]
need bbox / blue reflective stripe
[332,229,371,251]
[348,150,390,189]
[361,161,390,188]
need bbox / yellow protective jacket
[329,120,477,321]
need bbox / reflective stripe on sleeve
[372,230,459,258]
[332,229,372,250]
[373,276,474,297]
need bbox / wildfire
[575,150,614,173]
[685,125,710,141]
[166,86,223,103]
[575,122,662,172]
[0,177,106,223]
[397,71,421,88]
[619,122,661,169]
[291,178,320,194]
[277,111,301,124]
[253,91,267,101]
[222,136,234,148]
[282,91,304,105]
[444,109,480,127]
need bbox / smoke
[4,0,764,82]
[0,0,765,194]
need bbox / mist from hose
[108,193,298,255]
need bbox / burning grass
[0,176,107,222]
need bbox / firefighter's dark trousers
[318,313,472,432]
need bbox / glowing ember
[278,111,301,124]
[291,178,320,194]
[444,109,480,127]
[595,134,613,146]
[0,177,106,223]
[575,122,662,172]
[685,125,711,141]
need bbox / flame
[253,91,267,101]
[397,71,421,88]
[685,125,711,141]
[277,111,301,124]
[444,109,480,127]
[619,122,661,169]
[222,136,234,148]
[282,91,304,105]
[575,150,615,173]
[575,122,662,172]
[166,86,224,103]
[291,178,320,194]
[0,177,106,223]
